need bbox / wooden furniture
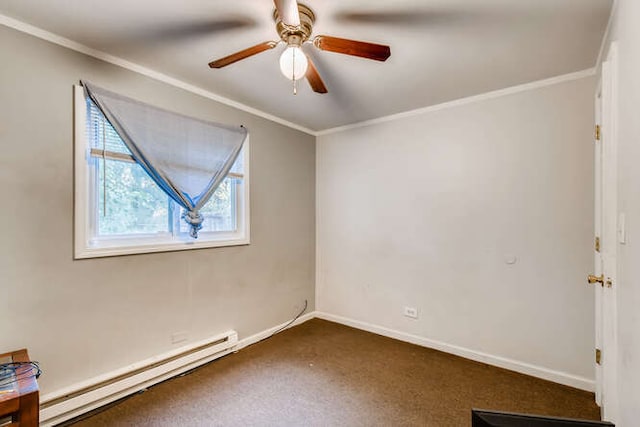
[0,349,39,427]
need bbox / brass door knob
[588,274,604,285]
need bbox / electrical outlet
[403,306,418,319]
[171,331,188,344]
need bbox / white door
[593,80,603,406]
[592,41,619,422]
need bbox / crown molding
[595,0,618,70]
[0,13,318,136]
[317,68,596,137]
[1,12,600,138]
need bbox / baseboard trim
[235,311,317,350]
[314,311,595,392]
[40,331,239,426]
[38,311,317,426]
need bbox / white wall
[0,26,315,395]
[603,0,640,424]
[317,76,596,385]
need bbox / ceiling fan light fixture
[279,45,308,81]
[208,2,391,95]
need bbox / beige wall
[0,25,315,394]
[317,76,596,384]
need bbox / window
[74,86,250,258]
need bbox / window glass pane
[230,148,244,174]
[179,178,238,234]
[97,159,170,235]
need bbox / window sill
[74,235,250,259]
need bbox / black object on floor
[472,409,614,426]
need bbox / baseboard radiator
[39,330,238,426]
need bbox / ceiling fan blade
[274,0,301,27]
[335,6,561,28]
[305,55,328,94]
[334,9,517,29]
[208,41,278,68]
[149,18,255,40]
[313,35,390,62]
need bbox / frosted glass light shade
[279,46,308,81]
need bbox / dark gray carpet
[68,319,600,426]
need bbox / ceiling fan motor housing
[274,3,315,45]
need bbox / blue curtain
[82,81,248,238]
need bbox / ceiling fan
[208,0,391,95]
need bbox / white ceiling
[0,0,612,132]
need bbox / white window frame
[73,85,250,259]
